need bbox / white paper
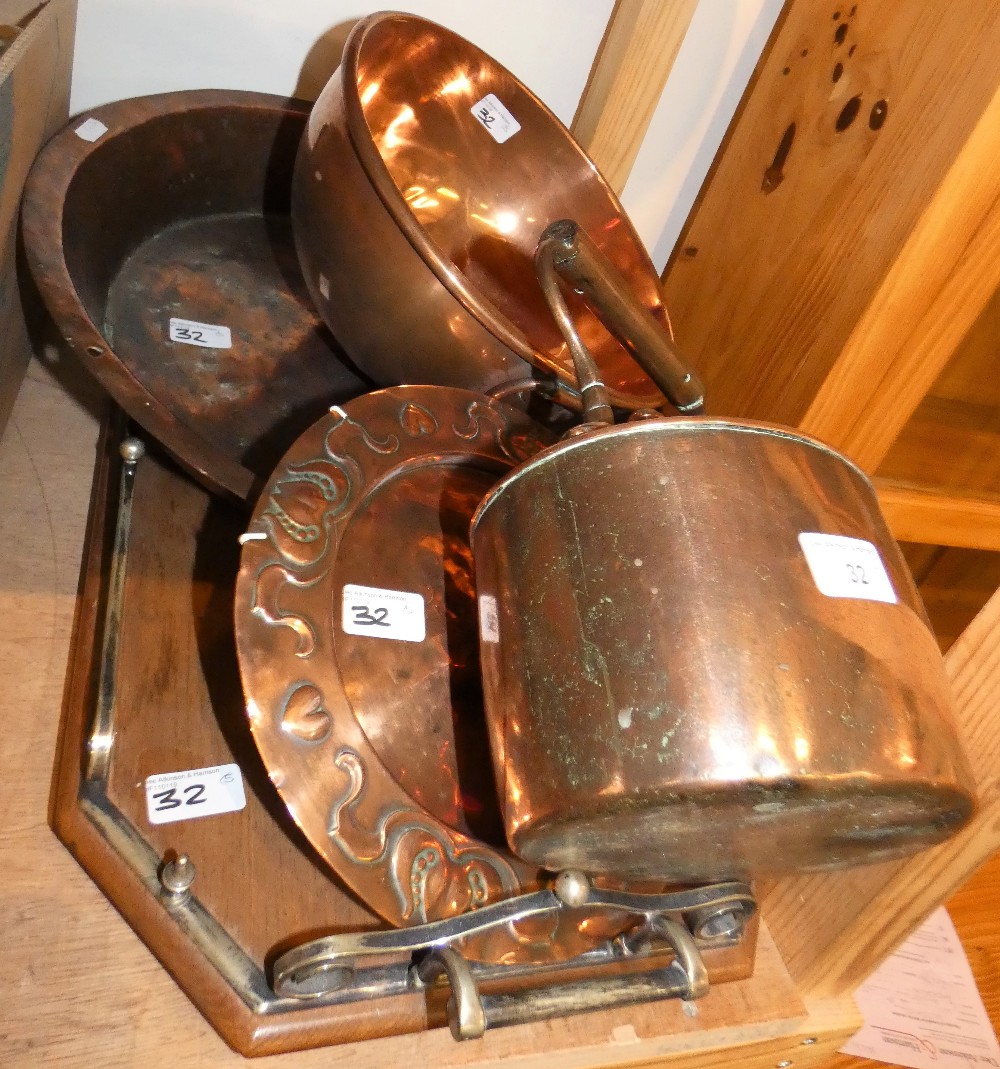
[342,583,425,643]
[168,317,232,349]
[471,93,521,143]
[798,531,897,604]
[478,594,500,643]
[74,117,109,142]
[840,907,1000,1069]
[145,763,246,826]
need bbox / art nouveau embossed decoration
[234,385,602,963]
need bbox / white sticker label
[471,93,521,144]
[479,594,500,643]
[145,763,246,825]
[75,117,109,142]
[169,317,232,349]
[342,583,426,642]
[798,532,897,604]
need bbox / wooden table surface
[1,355,997,1067]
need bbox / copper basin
[22,90,369,502]
[293,11,669,410]
[471,417,976,881]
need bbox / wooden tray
[50,411,757,1056]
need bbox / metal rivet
[695,907,745,940]
[777,1061,793,1068]
[554,870,591,907]
[161,854,196,902]
[86,344,103,357]
[802,1037,818,1045]
[119,437,146,463]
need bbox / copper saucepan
[292,10,671,411]
[470,221,976,881]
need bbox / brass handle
[418,914,710,1039]
[535,219,706,422]
[272,879,754,1001]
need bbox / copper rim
[23,91,305,502]
[22,90,367,500]
[472,416,878,532]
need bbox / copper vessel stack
[22,10,975,1054]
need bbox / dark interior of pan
[22,89,370,503]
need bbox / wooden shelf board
[875,477,1000,551]
[878,395,1000,501]
[900,542,1000,653]
[571,0,698,194]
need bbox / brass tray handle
[535,219,706,423]
[416,913,709,1040]
[272,877,753,1039]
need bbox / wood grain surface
[572,0,699,193]
[0,0,76,435]
[876,478,1000,553]
[901,543,1000,653]
[877,278,1000,506]
[662,1,1000,461]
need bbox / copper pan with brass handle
[467,219,976,882]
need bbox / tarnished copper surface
[472,418,976,880]
[23,90,369,502]
[293,11,670,410]
[235,385,645,963]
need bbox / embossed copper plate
[235,385,623,963]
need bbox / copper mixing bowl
[293,10,669,409]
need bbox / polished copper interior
[294,12,669,408]
[353,15,665,384]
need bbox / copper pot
[467,221,975,882]
[471,417,975,881]
[292,11,671,410]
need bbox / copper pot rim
[470,416,876,533]
[339,11,661,402]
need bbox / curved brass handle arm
[535,227,615,425]
[535,219,706,415]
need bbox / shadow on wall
[294,20,357,101]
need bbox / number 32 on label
[341,583,426,642]
[144,763,247,826]
[168,316,233,349]
[798,532,897,604]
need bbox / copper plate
[22,90,369,503]
[235,386,651,964]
